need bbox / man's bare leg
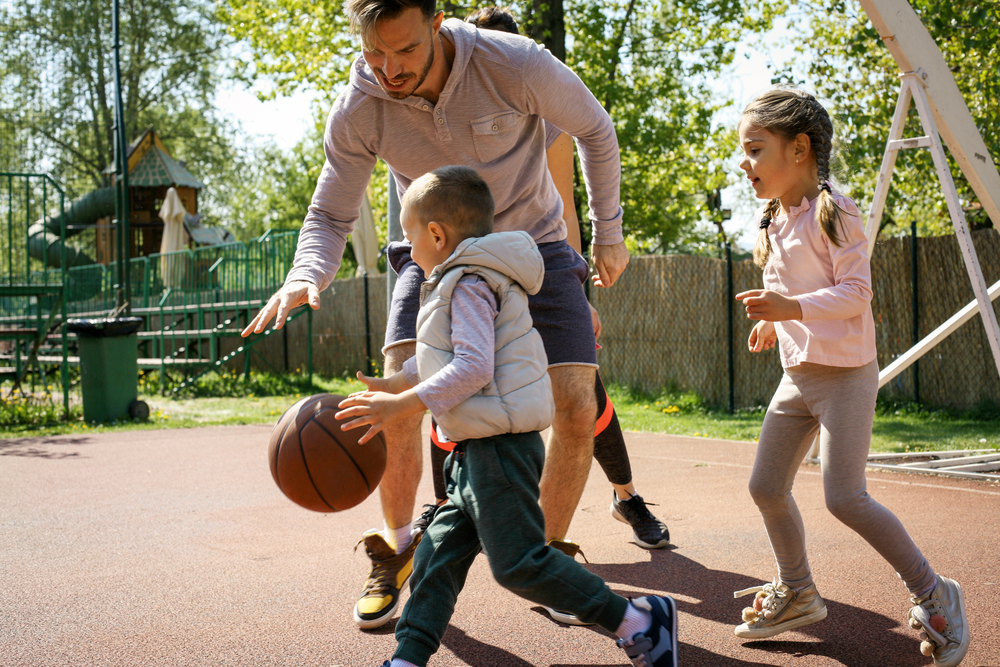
[539,364,598,542]
[353,342,425,630]
[379,342,424,531]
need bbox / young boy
[335,165,678,667]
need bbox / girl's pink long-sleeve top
[761,192,877,369]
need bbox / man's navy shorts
[383,239,597,367]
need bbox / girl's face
[738,122,805,203]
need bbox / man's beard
[382,36,435,100]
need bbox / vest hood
[426,231,544,296]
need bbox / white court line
[638,455,1000,497]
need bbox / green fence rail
[0,172,70,413]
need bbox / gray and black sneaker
[412,501,442,535]
[618,595,679,667]
[611,492,671,549]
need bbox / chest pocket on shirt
[471,111,521,164]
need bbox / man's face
[362,7,440,100]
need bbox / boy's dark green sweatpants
[393,431,630,666]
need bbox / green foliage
[0,0,232,197]
[219,0,356,100]
[790,1,999,237]
[218,0,787,252]
[0,391,79,430]
[138,368,323,398]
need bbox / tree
[787,1,999,237]
[0,0,231,198]
[221,0,783,252]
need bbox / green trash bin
[67,317,149,423]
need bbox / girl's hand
[748,320,777,353]
[335,389,425,445]
[736,289,802,322]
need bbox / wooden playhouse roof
[103,128,205,189]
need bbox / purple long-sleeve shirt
[286,19,623,291]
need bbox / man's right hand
[241,280,321,337]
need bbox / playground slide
[26,186,115,269]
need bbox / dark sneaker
[734,580,827,639]
[412,502,441,535]
[908,575,969,667]
[542,539,593,626]
[617,596,679,667]
[611,492,671,549]
[353,531,421,630]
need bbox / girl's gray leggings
[750,360,936,596]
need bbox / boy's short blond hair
[403,166,495,239]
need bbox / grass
[2,373,998,455]
[0,371,366,439]
[606,384,1000,454]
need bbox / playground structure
[0,130,311,416]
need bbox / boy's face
[401,203,451,276]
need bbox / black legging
[430,370,632,501]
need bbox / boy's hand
[335,389,426,445]
[748,320,777,353]
[736,289,802,322]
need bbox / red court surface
[2,420,998,667]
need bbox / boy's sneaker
[353,530,421,630]
[617,595,679,667]
[411,502,441,535]
[541,539,593,626]
[610,492,670,549]
[733,580,827,639]
[907,575,969,667]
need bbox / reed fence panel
[267,230,1000,411]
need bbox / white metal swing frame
[805,0,1000,479]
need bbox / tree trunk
[526,0,566,62]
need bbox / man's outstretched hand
[241,280,321,337]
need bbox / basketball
[268,393,387,512]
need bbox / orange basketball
[268,394,386,512]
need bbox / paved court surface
[2,420,998,667]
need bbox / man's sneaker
[353,530,421,630]
[610,492,670,549]
[733,579,827,639]
[907,575,969,667]
[541,539,593,626]
[412,502,441,535]
[617,596,679,667]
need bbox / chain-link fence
[260,228,1000,412]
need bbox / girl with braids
[732,88,970,667]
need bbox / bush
[0,391,79,429]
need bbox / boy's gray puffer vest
[416,230,553,442]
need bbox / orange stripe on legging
[594,391,614,437]
[430,424,457,452]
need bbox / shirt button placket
[435,105,451,141]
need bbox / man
[243,0,630,630]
